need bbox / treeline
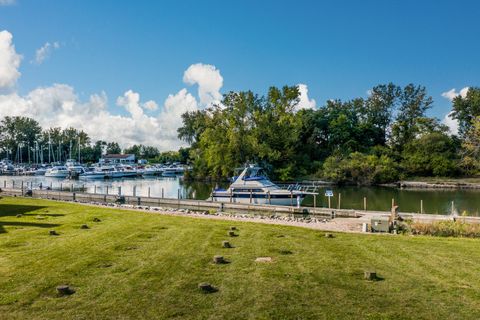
[0,117,188,164]
[178,83,480,184]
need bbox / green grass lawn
[1,196,480,319]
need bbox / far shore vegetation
[2,84,480,185]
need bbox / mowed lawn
[1,197,480,320]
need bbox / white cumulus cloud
[0,30,22,91]
[183,63,223,105]
[442,111,459,135]
[33,41,60,65]
[295,83,316,111]
[441,87,469,101]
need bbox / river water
[1,175,479,216]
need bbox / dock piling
[364,197,367,211]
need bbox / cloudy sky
[0,0,478,149]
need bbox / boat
[79,168,107,180]
[211,165,315,206]
[65,159,85,176]
[162,163,185,176]
[0,159,15,175]
[115,164,138,178]
[45,166,70,178]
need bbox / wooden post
[178,189,180,199]
[391,198,395,209]
[420,200,423,214]
[290,191,293,206]
[250,190,252,204]
[71,184,74,192]
[364,197,367,211]
[268,191,271,205]
[94,185,97,194]
[118,186,121,196]
[230,189,233,203]
[3,180,6,188]
[60,183,62,191]
[133,186,136,197]
[338,193,341,209]
[162,188,164,199]
[328,196,331,209]
[313,194,316,208]
[12,180,15,189]
[106,186,109,195]
[148,187,151,198]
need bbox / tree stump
[16,214,23,218]
[93,217,101,222]
[80,224,89,229]
[56,285,75,295]
[213,255,225,264]
[230,226,237,230]
[364,270,377,281]
[325,233,334,238]
[198,282,217,293]
[222,241,231,248]
[228,231,236,237]
[49,230,58,236]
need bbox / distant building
[100,154,135,164]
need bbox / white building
[100,154,136,164]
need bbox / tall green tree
[450,87,480,137]
[0,116,42,162]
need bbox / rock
[213,255,226,264]
[255,257,273,263]
[222,241,231,248]
[80,224,89,229]
[56,285,75,295]
[49,230,58,236]
[364,270,378,281]
[198,282,217,293]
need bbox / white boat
[65,159,85,176]
[79,170,107,179]
[115,164,138,178]
[211,165,314,206]
[45,166,70,178]
[162,163,185,176]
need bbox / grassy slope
[1,197,480,320]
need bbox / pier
[1,186,479,225]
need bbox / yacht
[115,164,138,178]
[65,159,85,178]
[162,163,185,176]
[79,168,107,180]
[45,166,70,178]
[211,165,314,206]
[0,160,15,175]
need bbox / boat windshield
[243,167,268,180]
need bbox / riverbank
[1,197,480,319]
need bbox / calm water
[1,175,480,216]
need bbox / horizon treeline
[0,118,188,164]
[177,83,480,184]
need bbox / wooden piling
[338,193,341,209]
[364,197,367,211]
[420,199,423,214]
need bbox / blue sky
[0,0,479,148]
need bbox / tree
[450,87,480,137]
[0,116,42,162]
[390,84,433,150]
[106,142,121,154]
[460,116,480,174]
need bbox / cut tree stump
[222,241,231,248]
[56,285,75,295]
[230,226,237,230]
[93,217,101,222]
[80,224,89,229]
[228,231,236,237]
[16,214,22,218]
[198,283,217,293]
[364,270,377,281]
[213,255,225,264]
[49,230,58,236]
[325,233,334,238]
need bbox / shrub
[408,220,480,238]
